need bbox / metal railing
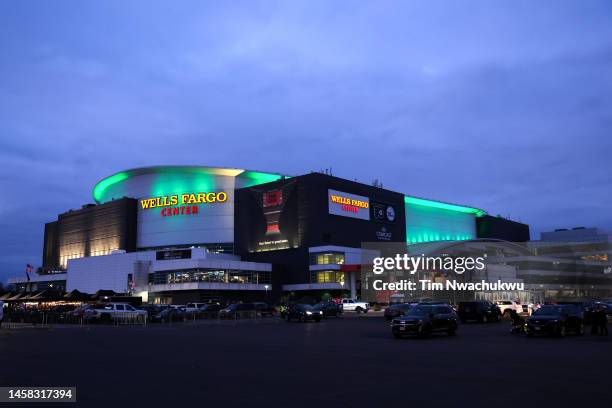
[0,309,278,329]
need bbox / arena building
[10,166,529,303]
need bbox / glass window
[310,252,345,265]
[115,305,124,311]
[314,271,345,284]
[336,272,345,286]
[151,268,271,286]
[317,271,334,283]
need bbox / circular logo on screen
[386,206,396,222]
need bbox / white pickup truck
[85,302,147,323]
[494,300,523,317]
[340,299,370,313]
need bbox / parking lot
[1,314,610,407]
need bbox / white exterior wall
[66,250,271,294]
[97,172,236,248]
[133,174,236,248]
[67,252,155,293]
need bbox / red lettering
[159,206,200,217]
[342,204,359,213]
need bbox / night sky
[1,1,611,283]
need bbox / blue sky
[1,1,611,283]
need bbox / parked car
[150,306,186,323]
[185,303,209,314]
[141,305,167,321]
[457,301,501,323]
[494,300,523,317]
[418,299,452,306]
[219,303,256,319]
[199,304,222,313]
[340,298,370,313]
[68,304,92,319]
[384,303,412,321]
[253,302,276,317]
[313,301,342,318]
[285,304,323,322]
[525,304,584,337]
[85,303,147,323]
[391,304,458,338]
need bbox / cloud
[0,1,611,282]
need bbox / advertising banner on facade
[328,189,370,220]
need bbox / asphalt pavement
[1,314,610,407]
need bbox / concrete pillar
[350,272,357,299]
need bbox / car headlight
[306,311,312,315]
[319,311,323,315]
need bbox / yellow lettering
[217,192,227,202]
[141,191,228,209]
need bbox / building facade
[10,165,531,303]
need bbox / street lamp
[264,285,269,298]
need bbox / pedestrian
[597,305,608,336]
[591,306,600,335]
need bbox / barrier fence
[0,309,274,329]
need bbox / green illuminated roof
[92,171,130,203]
[404,195,486,217]
[92,166,286,203]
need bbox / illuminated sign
[262,189,283,233]
[371,202,396,223]
[252,182,298,252]
[328,189,370,220]
[139,191,228,217]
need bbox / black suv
[313,301,342,318]
[525,304,584,337]
[457,301,501,323]
[285,304,323,322]
[391,304,458,338]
